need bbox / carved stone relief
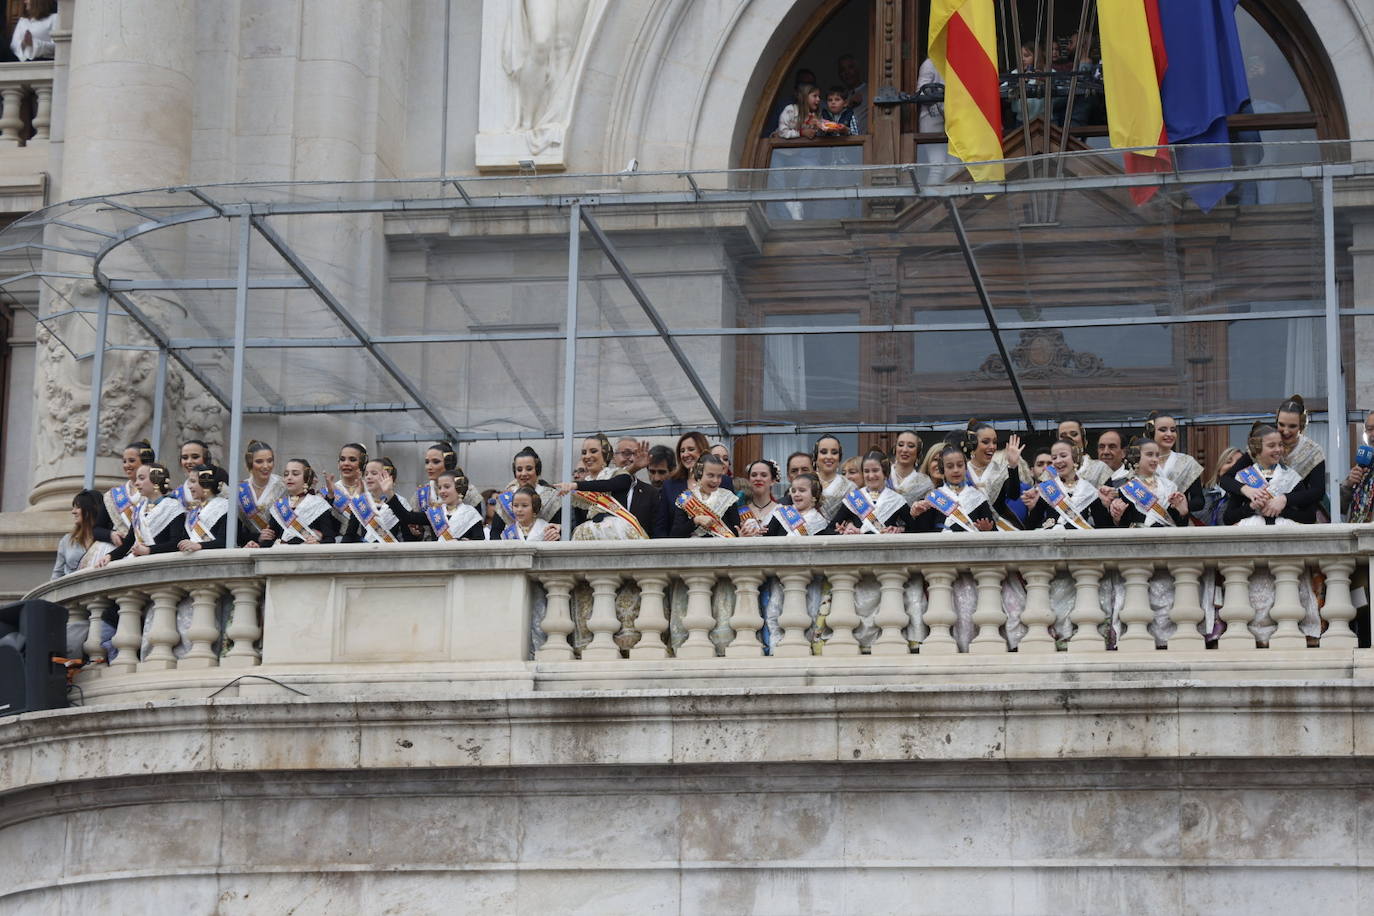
[967,328,1120,381]
[475,0,608,170]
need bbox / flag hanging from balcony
[1157,0,1251,212]
[929,0,1004,183]
[1098,0,1171,205]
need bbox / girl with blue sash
[831,451,915,534]
[343,457,415,544]
[101,438,154,546]
[491,446,561,539]
[763,473,831,536]
[259,459,338,546]
[1022,439,1114,530]
[172,439,213,511]
[322,442,368,542]
[426,470,486,541]
[96,463,185,565]
[237,440,285,544]
[170,465,237,553]
[500,486,560,541]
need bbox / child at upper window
[821,86,859,136]
[774,83,823,139]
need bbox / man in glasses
[614,437,658,537]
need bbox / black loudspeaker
[0,599,69,717]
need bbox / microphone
[1357,444,1374,468]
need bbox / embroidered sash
[186,497,228,543]
[1037,473,1093,530]
[579,490,647,538]
[676,489,735,538]
[927,485,983,533]
[270,494,327,542]
[429,503,483,541]
[1238,463,1302,498]
[109,482,138,529]
[775,503,811,536]
[843,488,884,533]
[237,480,275,529]
[351,493,398,544]
[1121,478,1176,527]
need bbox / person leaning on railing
[51,488,113,578]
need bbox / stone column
[28,0,197,510]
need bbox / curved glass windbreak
[0,140,1363,463]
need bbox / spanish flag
[929,0,1004,183]
[1099,0,1171,204]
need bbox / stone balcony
[6,527,1374,914]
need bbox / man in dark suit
[614,437,658,537]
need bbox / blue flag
[1157,0,1251,212]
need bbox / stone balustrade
[0,61,53,146]
[23,525,1374,704]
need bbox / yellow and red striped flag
[929,0,1005,183]
[1099,0,1171,203]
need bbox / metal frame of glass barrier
[0,142,1368,541]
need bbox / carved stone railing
[23,525,1374,704]
[0,61,53,146]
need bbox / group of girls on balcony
[54,394,1353,575]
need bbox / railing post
[772,571,814,658]
[180,585,225,669]
[630,574,670,659]
[1267,561,1308,650]
[921,568,958,655]
[1067,563,1105,652]
[581,573,623,660]
[108,590,147,674]
[535,575,575,661]
[968,567,1008,654]
[139,586,185,671]
[0,85,22,145]
[222,581,263,668]
[677,573,718,659]
[30,83,50,141]
[1319,559,1358,650]
[1166,564,1205,650]
[82,596,112,672]
[1017,566,1056,654]
[1116,564,1156,652]
[724,570,765,658]
[871,569,912,656]
[823,570,862,656]
[1217,562,1256,651]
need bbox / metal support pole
[82,289,111,488]
[561,202,582,541]
[580,209,731,434]
[439,0,452,181]
[150,346,168,459]
[225,217,252,550]
[1323,171,1347,521]
[945,199,1036,431]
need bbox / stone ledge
[4,680,1374,799]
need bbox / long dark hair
[71,489,102,548]
[671,432,711,482]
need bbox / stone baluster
[823,571,862,656]
[920,568,958,655]
[30,83,51,141]
[1116,564,1156,653]
[1319,559,1358,650]
[678,573,719,659]
[1067,563,1105,652]
[1017,567,1056,654]
[725,570,765,658]
[108,590,147,675]
[1166,564,1205,650]
[64,602,88,660]
[1217,561,1256,651]
[222,581,264,668]
[82,596,112,671]
[139,586,185,671]
[1267,561,1307,650]
[0,85,22,146]
[630,573,670,659]
[179,585,224,669]
[535,575,575,661]
[870,569,912,656]
[773,571,815,658]
[968,567,1008,654]
[581,574,624,660]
